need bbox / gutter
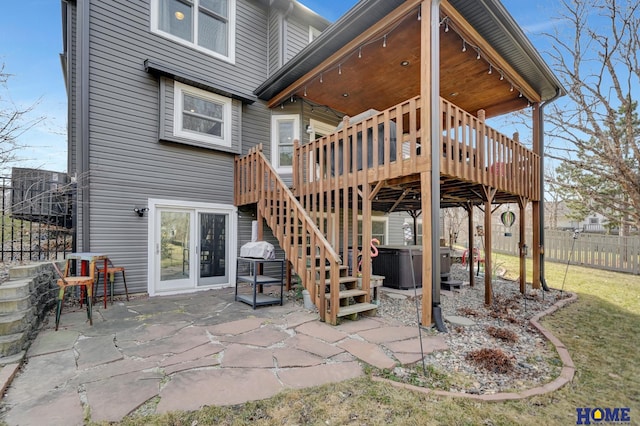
[538,88,563,291]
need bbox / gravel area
[376,263,570,395]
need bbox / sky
[0,0,561,175]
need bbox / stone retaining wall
[0,263,59,364]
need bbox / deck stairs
[238,145,376,324]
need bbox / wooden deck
[235,96,540,325]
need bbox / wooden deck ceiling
[269,1,540,120]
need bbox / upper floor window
[271,114,300,173]
[152,0,236,62]
[174,81,232,147]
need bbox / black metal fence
[1,169,74,263]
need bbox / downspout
[538,88,562,291]
[79,0,90,251]
[430,0,446,332]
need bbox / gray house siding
[76,0,272,293]
[268,11,282,76]
[66,0,329,295]
[285,18,309,62]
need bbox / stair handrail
[252,148,341,264]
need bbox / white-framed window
[173,81,232,147]
[151,0,236,63]
[271,114,300,173]
[308,119,335,140]
[309,25,321,43]
[357,215,388,247]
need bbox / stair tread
[324,289,367,299]
[322,276,358,285]
[337,303,378,317]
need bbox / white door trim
[147,198,237,296]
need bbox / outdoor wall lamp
[521,244,528,256]
[133,207,149,217]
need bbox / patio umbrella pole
[409,249,427,372]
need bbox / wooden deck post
[419,0,439,327]
[532,103,542,289]
[483,186,496,305]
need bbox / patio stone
[445,315,476,326]
[384,335,448,355]
[357,326,420,343]
[335,317,382,334]
[286,334,344,358]
[217,326,289,347]
[163,357,221,375]
[160,342,224,368]
[85,371,162,422]
[76,335,123,370]
[208,317,265,335]
[73,358,157,386]
[277,361,363,388]
[157,368,283,411]
[2,350,77,405]
[295,321,348,343]
[27,329,80,357]
[220,344,274,368]
[338,338,396,370]
[3,389,84,426]
[272,348,324,367]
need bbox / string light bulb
[476,48,481,60]
[338,64,342,75]
[304,86,307,97]
[462,40,466,52]
[488,64,492,75]
[500,72,504,81]
[358,47,362,58]
[417,4,421,21]
[383,35,387,48]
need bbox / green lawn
[104,255,640,426]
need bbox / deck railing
[290,96,539,201]
[440,98,540,200]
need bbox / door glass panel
[199,213,228,286]
[160,211,191,281]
